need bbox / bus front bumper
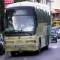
[5,44,38,52]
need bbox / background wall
[51,0,60,9]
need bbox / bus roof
[6,1,49,9]
[6,1,50,13]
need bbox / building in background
[51,0,60,9]
[51,0,60,27]
[4,0,14,8]
[51,0,60,13]
[30,0,47,4]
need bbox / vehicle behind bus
[51,27,57,42]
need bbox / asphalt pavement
[1,39,60,60]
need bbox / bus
[4,1,51,56]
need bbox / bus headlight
[25,40,36,43]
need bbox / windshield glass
[5,7,35,32]
[6,16,34,31]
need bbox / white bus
[4,1,51,56]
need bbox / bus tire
[45,45,48,50]
[45,35,49,50]
[0,47,4,55]
[0,51,3,55]
[11,52,15,56]
[3,49,5,54]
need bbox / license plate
[15,45,24,48]
[6,41,14,44]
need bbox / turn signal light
[4,42,6,44]
[34,40,36,43]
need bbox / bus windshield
[5,7,35,32]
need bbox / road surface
[1,39,60,60]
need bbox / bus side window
[47,13,49,22]
[42,10,44,22]
[39,8,41,21]
[35,13,38,27]
[40,9,42,23]
[36,9,40,23]
[43,10,45,22]
[41,10,43,22]
[44,11,47,22]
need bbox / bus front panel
[5,6,37,52]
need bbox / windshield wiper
[6,30,32,35]
[6,30,18,36]
[15,30,32,35]
[20,31,32,35]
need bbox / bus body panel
[36,23,47,48]
[5,35,37,51]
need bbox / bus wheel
[3,49,5,54]
[11,52,15,56]
[45,45,48,50]
[0,48,4,55]
[36,42,41,54]
[0,51,3,55]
